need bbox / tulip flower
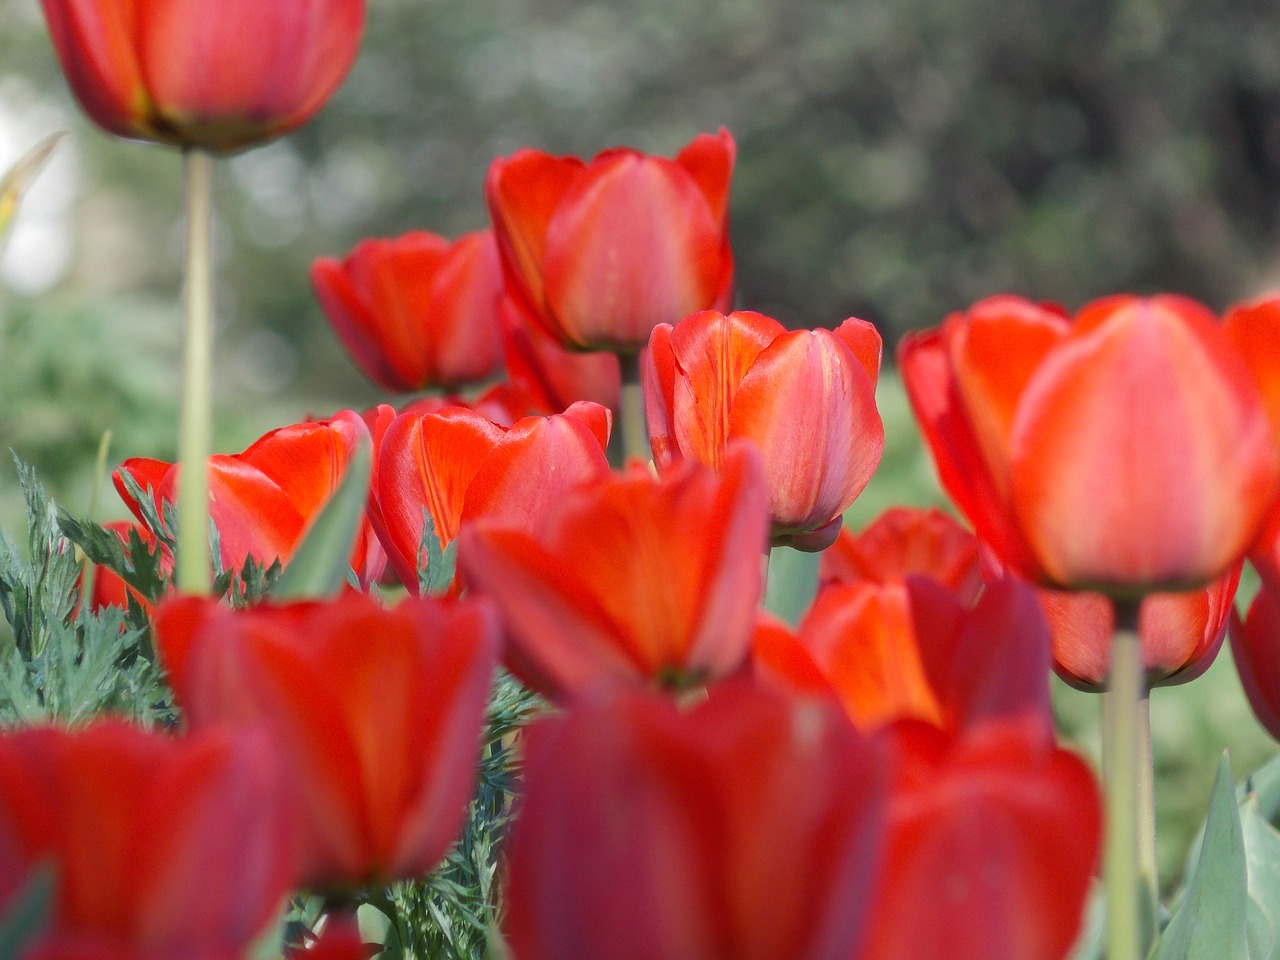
[371,401,611,592]
[1228,582,1280,739]
[501,683,888,960]
[0,722,293,960]
[900,294,1280,593]
[39,1,365,153]
[1040,566,1239,690]
[154,592,498,892]
[645,309,884,551]
[859,721,1102,960]
[311,229,506,393]
[500,295,622,414]
[486,129,735,352]
[821,506,983,600]
[795,576,1054,738]
[460,444,768,700]
[114,409,382,586]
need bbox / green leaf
[417,514,458,596]
[0,862,55,957]
[272,437,371,600]
[762,545,820,625]
[1246,754,1280,824]
[1242,799,1280,960]
[1153,753,1250,960]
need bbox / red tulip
[486,130,735,351]
[0,722,293,960]
[900,294,1279,593]
[154,592,498,891]
[500,295,621,414]
[501,683,888,960]
[371,402,611,592]
[820,506,983,600]
[796,577,1053,738]
[858,721,1102,960]
[1229,582,1280,739]
[1039,566,1239,690]
[114,409,381,585]
[311,229,505,393]
[645,309,884,551]
[459,444,768,701]
[39,0,364,153]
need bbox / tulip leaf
[1242,799,1280,960]
[1246,753,1280,824]
[273,437,371,599]
[0,132,64,255]
[0,862,55,957]
[763,545,821,625]
[1153,753,1250,960]
[417,513,457,596]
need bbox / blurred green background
[2,0,1280,888]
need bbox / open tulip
[502,683,888,960]
[311,229,505,393]
[821,506,983,600]
[114,409,382,586]
[0,722,293,960]
[646,309,884,551]
[900,294,1280,593]
[154,592,498,892]
[459,444,768,700]
[40,1,365,153]
[486,129,735,351]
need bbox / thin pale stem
[618,352,649,464]
[76,429,113,612]
[176,148,215,594]
[1103,598,1154,959]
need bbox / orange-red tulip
[500,295,621,414]
[311,229,505,393]
[645,309,884,551]
[502,683,888,960]
[1229,582,1280,739]
[0,722,293,960]
[371,402,611,592]
[115,409,382,586]
[820,506,983,600]
[459,445,768,700]
[858,721,1102,960]
[40,1,364,153]
[154,592,498,892]
[486,130,735,351]
[1039,566,1239,690]
[900,294,1279,593]
[795,577,1053,738]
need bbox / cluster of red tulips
[7,2,1280,960]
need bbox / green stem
[175,148,215,594]
[618,352,649,464]
[1103,598,1155,959]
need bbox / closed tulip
[486,130,735,351]
[311,229,506,393]
[0,722,293,960]
[154,592,498,892]
[500,295,621,414]
[646,309,884,551]
[371,401,611,592]
[459,444,768,701]
[900,294,1279,593]
[40,0,364,153]
[502,683,888,960]
[114,409,382,586]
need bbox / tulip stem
[176,148,215,594]
[1103,598,1155,959]
[618,352,649,464]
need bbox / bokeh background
[3,0,1280,888]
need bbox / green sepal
[1153,753,1250,960]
